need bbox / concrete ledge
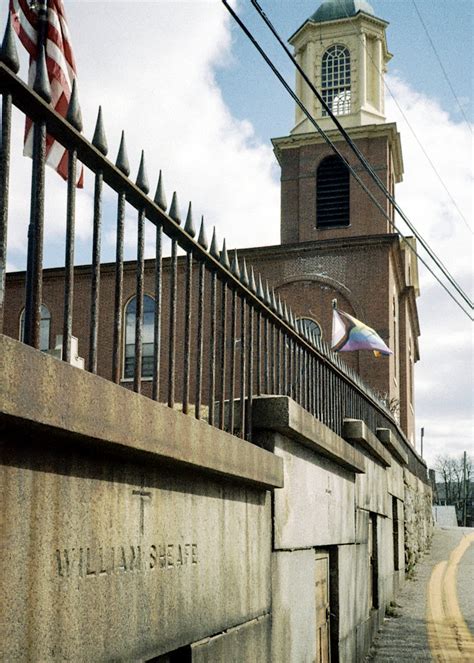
[252,396,365,474]
[342,419,392,468]
[376,427,409,465]
[0,335,283,490]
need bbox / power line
[412,0,473,135]
[249,0,473,311]
[333,0,473,236]
[221,1,473,321]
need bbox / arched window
[316,155,350,228]
[19,304,51,351]
[298,317,322,340]
[322,45,351,116]
[124,295,155,379]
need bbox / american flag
[10,0,83,187]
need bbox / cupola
[290,0,392,133]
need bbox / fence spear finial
[115,131,130,176]
[231,250,240,278]
[198,216,208,250]
[169,192,181,224]
[66,79,83,132]
[210,227,219,258]
[184,202,196,237]
[220,239,230,269]
[136,150,149,194]
[240,258,249,287]
[264,280,271,307]
[0,14,19,73]
[249,266,257,293]
[33,44,51,102]
[154,170,167,211]
[92,106,108,155]
[257,273,265,300]
[277,294,283,317]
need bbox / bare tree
[434,453,473,513]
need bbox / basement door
[315,551,331,663]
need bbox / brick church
[4,0,420,445]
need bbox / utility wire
[333,0,473,236]
[221,1,473,321]
[412,0,473,135]
[250,0,473,310]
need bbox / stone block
[387,456,404,500]
[271,549,316,663]
[252,396,365,474]
[191,614,271,663]
[376,427,408,465]
[0,435,272,662]
[273,434,355,548]
[0,335,283,491]
[343,419,391,467]
[355,508,369,544]
[355,451,389,516]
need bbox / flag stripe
[10,0,83,188]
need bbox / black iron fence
[0,21,415,457]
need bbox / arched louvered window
[322,45,351,116]
[19,304,51,351]
[124,295,155,379]
[316,155,350,228]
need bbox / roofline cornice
[289,10,388,44]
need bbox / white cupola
[290,0,392,134]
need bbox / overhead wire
[333,0,473,236]
[220,1,472,320]
[248,0,473,311]
[411,0,473,135]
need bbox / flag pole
[37,1,48,54]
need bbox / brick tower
[270,0,420,443]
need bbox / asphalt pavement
[367,526,474,662]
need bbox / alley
[368,527,474,662]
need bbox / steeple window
[322,45,351,116]
[316,155,350,228]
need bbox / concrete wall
[0,336,282,662]
[253,396,431,663]
[1,337,432,662]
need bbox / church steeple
[290,0,391,133]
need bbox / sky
[2,0,473,469]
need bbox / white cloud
[3,0,280,270]
[385,75,473,467]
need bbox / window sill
[315,224,351,231]
[121,377,153,383]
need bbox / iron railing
[0,20,417,459]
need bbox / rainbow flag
[331,308,392,357]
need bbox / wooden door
[315,551,331,663]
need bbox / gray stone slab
[252,396,365,474]
[0,334,283,490]
[355,508,369,544]
[273,434,355,548]
[376,427,409,465]
[0,437,271,662]
[271,549,316,663]
[343,419,391,467]
[355,451,389,516]
[191,614,271,663]
[387,457,405,500]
